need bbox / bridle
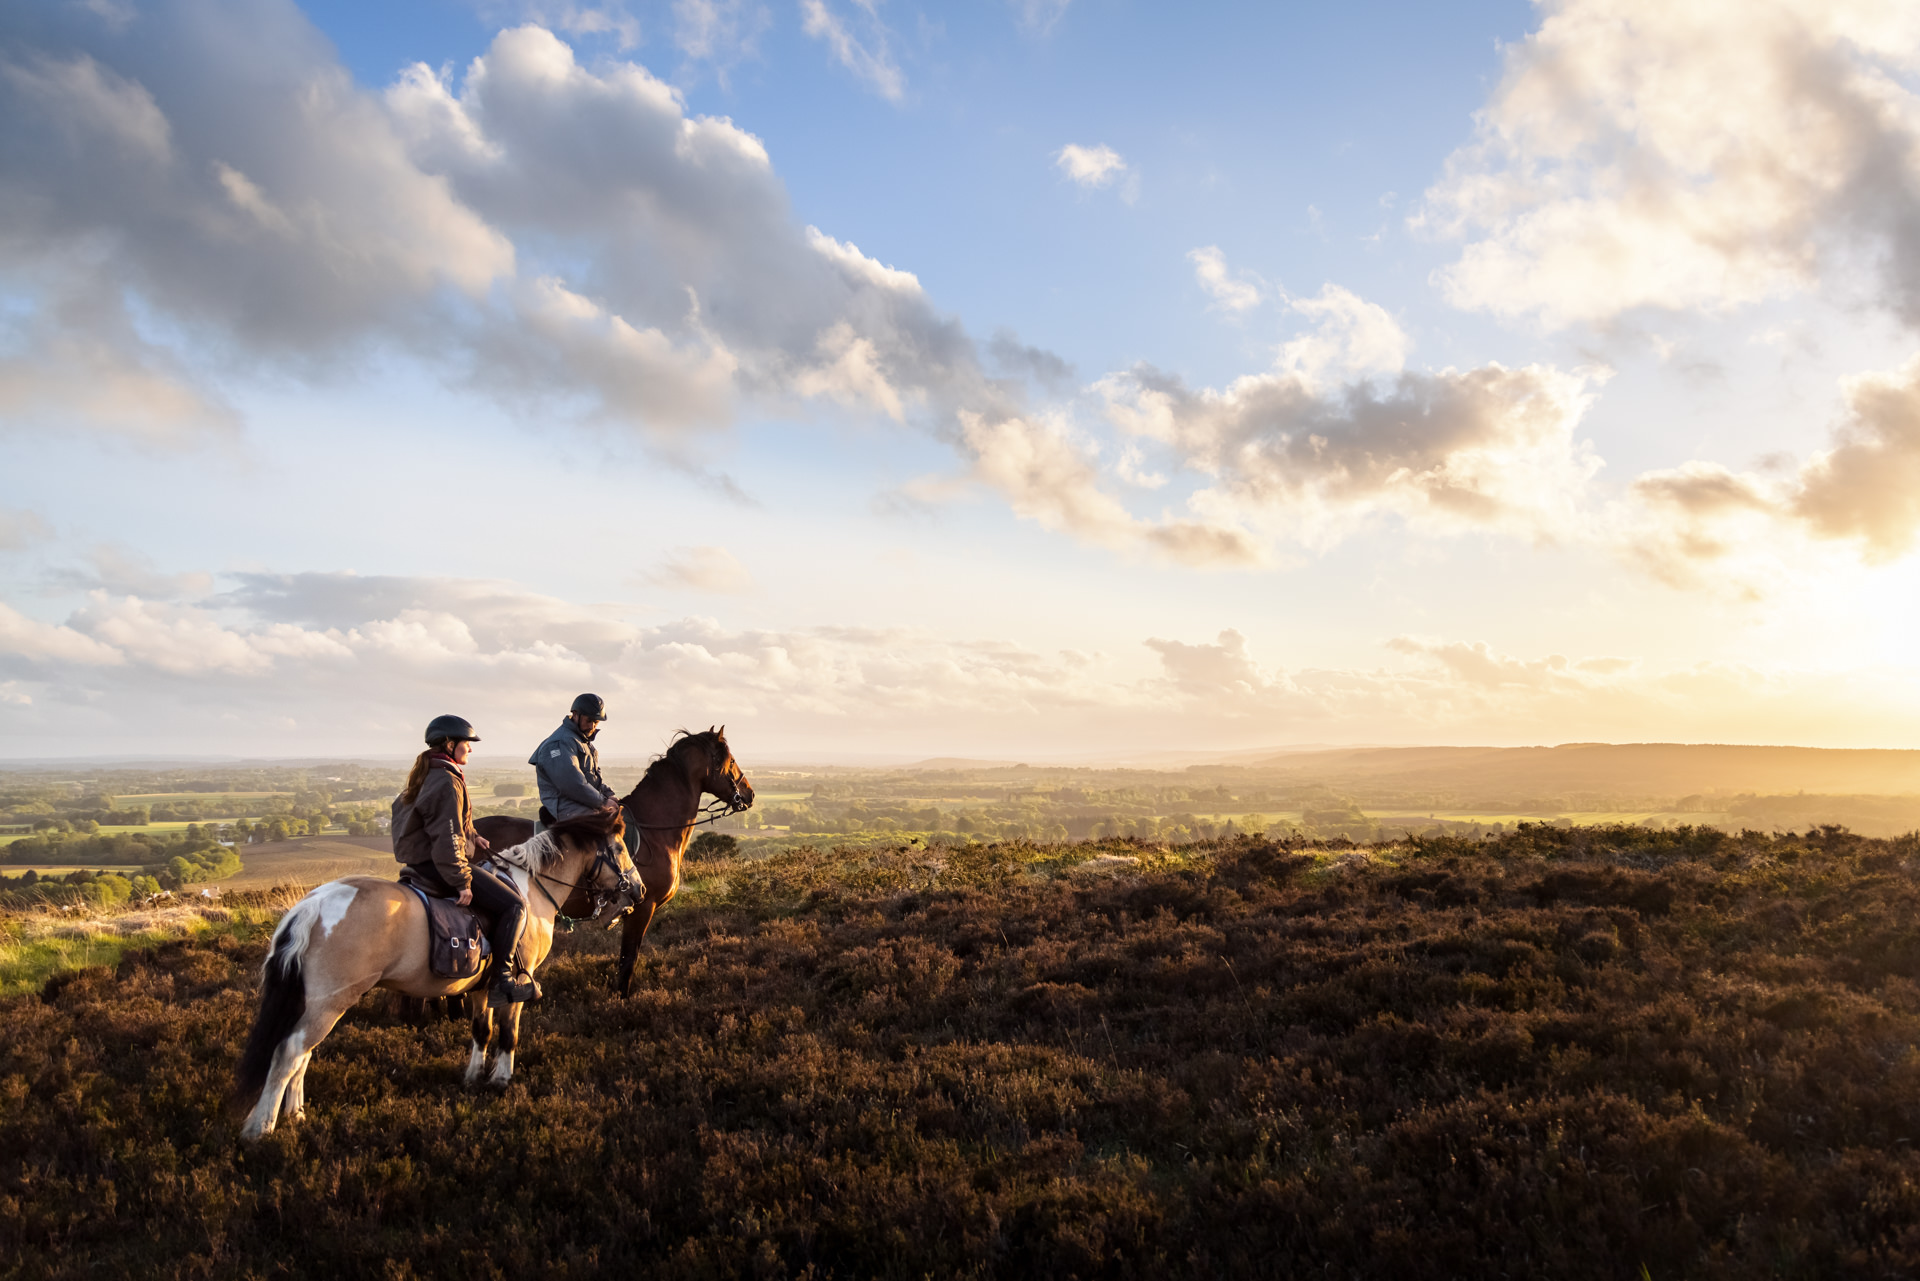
[618,740,754,831]
[523,841,637,919]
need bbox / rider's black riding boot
[468,866,539,1007]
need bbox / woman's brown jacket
[391,759,476,891]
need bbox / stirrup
[488,972,541,1007]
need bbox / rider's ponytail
[399,750,434,804]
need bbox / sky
[4,0,1920,765]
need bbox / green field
[114,791,290,802]
[0,820,217,847]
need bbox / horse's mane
[537,808,624,868]
[635,729,720,789]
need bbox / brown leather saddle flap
[401,882,491,980]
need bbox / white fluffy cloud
[1416,0,1920,588]
[1054,143,1130,191]
[956,410,1264,566]
[1276,285,1410,388]
[1624,352,1920,585]
[1188,247,1262,314]
[1421,0,1920,328]
[1101,358,1601,547]
[0,4,1041,482]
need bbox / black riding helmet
[570,693,608,720]
[424,714,480,746]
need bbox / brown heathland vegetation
[5,825,1920,1277]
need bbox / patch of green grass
[0,905,280,997]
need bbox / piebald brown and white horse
[475,726,753,998]
[232,809,636,1139]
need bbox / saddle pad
[403,883,492,981]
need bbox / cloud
[4,565,1919,753]
[957,410,1265,567]
[1101,358,1602,547]
[1277,284,1410,388]
[1419,0,1920,329]
[802,226,922,295]
[1791,353,1920,558]
[987,330,1075,391]
[384,26,1013,442]
[1140,628,1665,732]
[3,52,172,162]
[1054,143,1131,194]
[672,0,770,78]
[800,0,905,102]
[1387,635,1588,690]
[1624,354,1920,584]
[0,6,515,355]
[46,545,215,600]
[1188,246,1262,314]
[220,571,638,662]
[0,275,239,445]
[0,7,1022,465]
[645,545,756,594]
[0,601,123,667]
[1010,0,1071,36]
[0,509,50,552]
[519,1,642,48]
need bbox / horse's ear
[718,724,726,737]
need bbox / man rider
[531,693,621,837]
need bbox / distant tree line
[0,824,241,904]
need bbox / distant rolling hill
[1245,743,1920,798]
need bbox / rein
[507,845,635,918]
[619,796,745,831]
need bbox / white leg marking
[464,1043,488,1085]
[284,1053,311,1120]
[241,1031,307,1140]
[488,1049,514,1087]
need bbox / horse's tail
[230,903,310,1111]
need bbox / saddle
[399,875,492,981]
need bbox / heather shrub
[4,830,1920,1277]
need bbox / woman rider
[391,715,539,1006]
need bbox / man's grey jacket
[529,718,616,821]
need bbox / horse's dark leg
[488,1004,522,1088]
[464,993,493,1086]
[615,900,660,998]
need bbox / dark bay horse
[475,726,753,997]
